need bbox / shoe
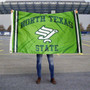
[50,78,56,84]
[36,77,41,84]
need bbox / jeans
[36,54,54,79]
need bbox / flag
[10,10,82,54]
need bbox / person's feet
[36,77,56,84]
[50,78,56,84]
[36,77,41,84]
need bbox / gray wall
[0,14,11,30]
[79,14,90,30]
[0,14,90,30]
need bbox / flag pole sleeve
[14,11,18,53]
[74,10,82,53]
[10,10,14,53]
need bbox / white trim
[14,11,18,53]
[10,10,13,53]
[74,10,81,53]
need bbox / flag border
[76,13,82,53]
[14,11,18,53]
[74,10,82,53]
[10,10,14,53]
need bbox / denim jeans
[36,54,54,79]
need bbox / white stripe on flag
[15,11,18,53]
[10,10,13,53]
[74,10,81,53]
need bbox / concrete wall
[0,14,90,30]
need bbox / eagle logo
[35,26,58,43]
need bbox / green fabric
[11,10,82,54]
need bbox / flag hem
[77,13,82,53]
[74,10,82,53]
[14,11,18,53]
[10,10,13,53]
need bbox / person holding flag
[10,9,82,85]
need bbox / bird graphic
[35,26,58,43]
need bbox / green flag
[10,10,82,54]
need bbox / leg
[36,54,43,78]
[47,54,56,84]
[36,54,43,84]
[47,54,54,79]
